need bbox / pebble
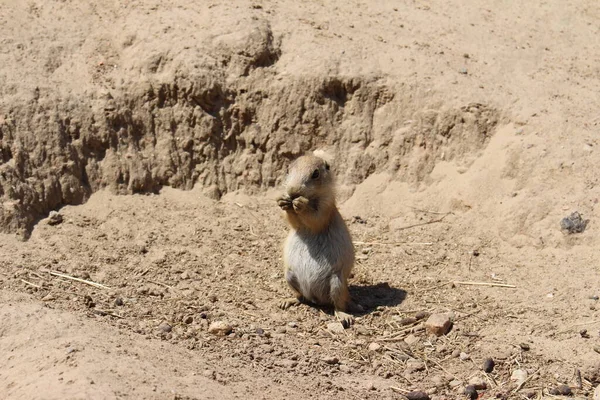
[464,385,478,400]
[459,352,470,361]
[449,379,463,389]
[519,343,530,351]
[288,322,298,328]
[483,358,495,373]
[202,369,216,379]
[277,359,298,369]
[404,334,420,346]
[431,375,447,388]
[405,391,430,400]
[459,67,468,75]
[365,381,375,391]
[468,377,487,390]
[183,316,194,324]
[549,385,571,396]
[594,345,600,354]
[208,321,232,336]
[327,322,346,334]
[424,313,454,336]
[255,328,265,336]
[451,349,461,358]
[114,297,124,307]
[47,211,63,225]
[368,342,381,352]
[42,293,56,301]
[511,369,528,386]
[158,323,172,333]
[321,356,339,365]
[580,329,590,338]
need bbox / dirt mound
[0,2,502,237]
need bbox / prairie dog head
[284,153,334,201]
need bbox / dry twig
[48,271,111,289]
[20,279,41,289]
[454,281,516,289]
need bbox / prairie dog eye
[311,169,320,180]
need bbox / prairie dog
[276,152,358,327]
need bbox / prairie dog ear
[313,149,334,166]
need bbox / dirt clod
[321,356,339,365]
[114,298,124,307]
[47,211,63,226]
[560,211,589,234]
[405,390,430,400]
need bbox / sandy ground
[2,0,600,399]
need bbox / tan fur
[276,153,358,327]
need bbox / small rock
[255,328,265,335]
[464,385,478,400]
[431,375,447,388]
[114,297,124,307]
[365,381,376,391]
[83,295,95,308]
[183,316,194,324]
[405,391,430,400]
[519,342,530,351]
[594,345,600,354]
[42,293,56,301]
[550,385,571,396]
[47,211,63,226]
[288,322,298,328]
[327,322,346,334]
[451,349,461,358]
[483,358,495,373]
[449,379,463,389]
[415,311,430,320]
[199,312,208,319]
[468,377,487,390]
[322,356,339,365]
[459,352,470,361]
[158,323,172,333]
[368,342,381,352]
[208,321,232,336]
[511,369,528,386]
[203,369,216,379]
[404,334,420,346]
[424,313,454,336]
[277,359,298,368]
[590,295,599,301]
[459,67,468,75]
[180,271,190,280]
[580,329,590,338]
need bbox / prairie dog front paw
[277,194,293,211]
[292,196,310,212]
